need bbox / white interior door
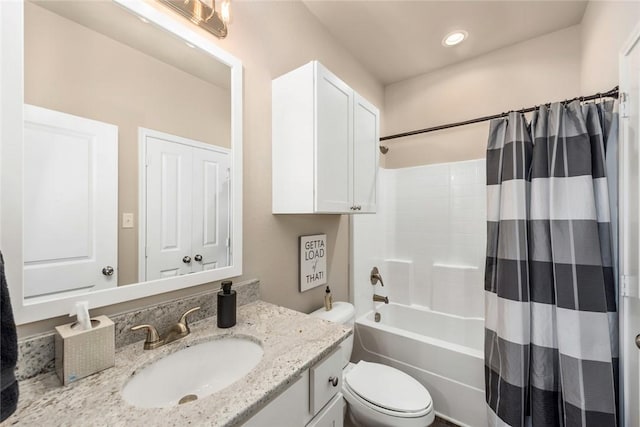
[315,64,352,213]
[620,25,640,427]
[353,94,378,213]
[23,104,118,298]
[145,136,193,280]
[190,146,230,272]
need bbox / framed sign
[299,234,327,292]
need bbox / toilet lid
[344,361,432,414]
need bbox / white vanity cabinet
[272,61,379,214]
[243,348,344,427]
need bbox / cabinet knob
[328,376,339,387]
[182,256,192,264]
[194,254,203,262]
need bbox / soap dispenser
[324,286,333,311]
[217,281,236,328]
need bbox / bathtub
[352,303,486,427]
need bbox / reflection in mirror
[139,128,231,282]
[22,1,234,302]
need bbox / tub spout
[373,294,389,304]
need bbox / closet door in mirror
[191,146,231,272]
[144,136,193,280]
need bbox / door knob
[182,256,192,264]
[102,266,114,276]
[636,334,640,349]
[194,254,203,262]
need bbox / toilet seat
[344,361,432,418]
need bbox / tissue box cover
[55,315,115,385]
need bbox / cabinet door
[145,136,193,280]
[315,64,352,213]
[352,94,378,213]
[242,373,310,426]
[191,147,231,272]
[306,393,344,427]
[23,105,118,297]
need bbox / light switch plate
[122,213,134,228]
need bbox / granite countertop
[6,301,351,426]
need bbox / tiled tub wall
[16,280,260,380]
[379,160,487,317]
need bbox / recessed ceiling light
[442,30,468,47]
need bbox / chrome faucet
[373,294,389,304]
[131,306,201,350]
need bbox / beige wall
[17,1,384,336]
[24,3,231,286]
[580,1,640,93]
[217,0,383,312]
[382,25,582,168]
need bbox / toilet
[311,302,435,427]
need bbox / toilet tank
[309,302,355,368]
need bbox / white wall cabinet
[243,348,344,427]
[272,61,379,214]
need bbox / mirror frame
[0,0,243,324]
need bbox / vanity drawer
[309,347,343,414]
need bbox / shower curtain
[485,100,618,427]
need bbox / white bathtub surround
[352,304,485,426]
[383,259,414,306]
[431,263,483,318]
[352,160,486,317]
[8,301,351,426]
[350,159,487,425]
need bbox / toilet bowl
[310,302,435,427]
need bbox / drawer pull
[328,376,339,387]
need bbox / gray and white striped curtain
[485,100,618,427]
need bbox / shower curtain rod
[379,86,619,151]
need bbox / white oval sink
[122,337,263,408]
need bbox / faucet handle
[178,306,201,331]
[370,267,384,287]
[131,324,162,350]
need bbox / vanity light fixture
[158,0,231,39]
[442,30,468,47]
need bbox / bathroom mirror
[0,0,243,323]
